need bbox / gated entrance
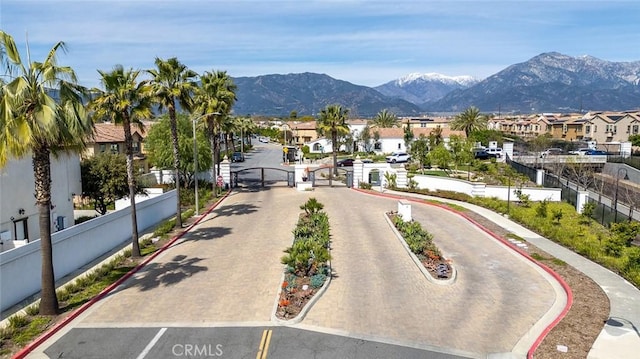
[231,167,295,188]
[308,167,353,187]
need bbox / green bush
[310,273,327,288]
[359,181,372,189]
[281,201,331,276]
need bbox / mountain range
[232,52,640,117]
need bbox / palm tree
[193,70,236,193]
[0,31,93,315]
[372,109,398,128]
[90,66,152,258]
[451,106,488,137]
[317,104,350,175]
[148,57,197,228]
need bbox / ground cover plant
[276,198,331,320]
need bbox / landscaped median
[272,198,332,323]
[385,211,456,284]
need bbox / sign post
[216,175,224,195]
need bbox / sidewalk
[381,189,640,359]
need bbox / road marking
[256,329,273,359]
[136,327,167,359]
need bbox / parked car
[473,148,496,160]
[259,137,269,143]
[337,158,355,167]
[486,147,503,158]
[540,148,564,157]
[585,149,607,156]
[569,148,590,155]
[386,152,411,163]
[231,152,245,162]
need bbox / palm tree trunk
[169,104,182,228]
[123,116,141,257]
[33,146,59,315]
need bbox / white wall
[410,174,561,201]
[0,190,177,315]
[0,154,80,252]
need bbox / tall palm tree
[90,66,152,257]
[372,109,398,128]
[193,70,236,193]
[451,106,488,137]
[0,31,93,315]
[148,57,197,228]
[317,104,350,175]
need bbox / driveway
[301,188,557,356]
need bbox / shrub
[300,197,324,215]
[359,181,372,189]
[310,273,327,288]
[581,202,596,221]
[7,314,28,329]
[536,199,549,218]
[552,209,563,224]
[384,172,397,189]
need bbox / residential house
[401,117,452,129]
[370,127,466,153]
[290,121,318,146]
[0,154,80,253]
[581,111,640,144]
[549,113,584,141]
[84,121,151,172]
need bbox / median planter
[273,198,332,323]
[386,211,456,284]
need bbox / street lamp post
[614,167,628,223]
[192,117,199,216]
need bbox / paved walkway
[380,188,640,359]
[300,188,560,357]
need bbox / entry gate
[231,167,295,188]
[308,167,353,187]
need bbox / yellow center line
[256,329,273,359]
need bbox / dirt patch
[462,210,610,359]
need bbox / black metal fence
[508,159,635,227]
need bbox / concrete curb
[12,191,232,359]
[383,212,457,285]
[270,262,332,325]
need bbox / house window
[627,126,631,134]
[633,125,639,134]
[585,125,591,134]
[374,142,382,150]
[132,141,140,153]
[594,125,597,133]
[420,123,426,128]
[110,144,119,153]
[13,218,28,242]
[313,143,322,151]
[397,143,402,150]
[562,124,568,133]
[99,144,106,152]
[605,124,616,134]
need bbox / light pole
[614,167,628,223]
[192,116,199,215]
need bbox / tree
[148,57,197,228]
[81,152,146,215]
[428,144,452,171]
[403,122,414,151]
[144,114,212,188]
[428,126,444,148]
[358,124,372,152]
[372,109,398,128]
[410,135,430,173]
[451,106,488,137]
[90,65,153,258]
[317,104,350,175]
[193,70,237,193]
[449,135,474,174]
[0,31,93,315]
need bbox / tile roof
[92,122,148,143]
[373,127,466,139]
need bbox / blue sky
[2,0,640,88]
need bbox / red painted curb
[12,190,232,359]
[352,188,574,359]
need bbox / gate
[309,166,353,187]
[231,167,295,188]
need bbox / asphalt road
[44,326,469,359]
[230,141,292,186]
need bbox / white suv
[486,147,503,158]
[386,152,411,163]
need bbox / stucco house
[369,127,466,153]
[83,121,151,172]
[0,154,80,252]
